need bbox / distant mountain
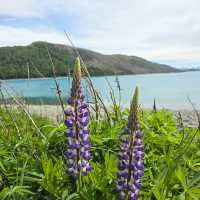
[183,67,200,72]
[0,41,181,79]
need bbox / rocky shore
[1,104,199,128]
[171,110,199,128]
[27,105,200,128]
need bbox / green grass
[0,107,200,199]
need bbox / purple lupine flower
[64,57,92,178]
[116,87,144,200]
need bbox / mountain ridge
[0,41,181,79]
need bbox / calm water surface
[2,71,200,109]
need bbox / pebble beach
[3,104,198,128]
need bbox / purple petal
[65,119,73,127]
[82,151,90,160]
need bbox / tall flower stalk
[64,57,92,178]
[116,87,144,200]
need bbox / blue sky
[0,0,199,68]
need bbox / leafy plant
[0,106,199,199]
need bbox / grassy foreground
[0,107,200,200]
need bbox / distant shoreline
[1,70,196,81]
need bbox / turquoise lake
[1,71,200,109]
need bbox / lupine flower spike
[116,87,144,200]
[64,57,92,178]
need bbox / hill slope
[0,41,180,79]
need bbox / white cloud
[0,26,69,46]
[0,0,44,17]
[0,0,200,66]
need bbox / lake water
[1,71,200,109]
